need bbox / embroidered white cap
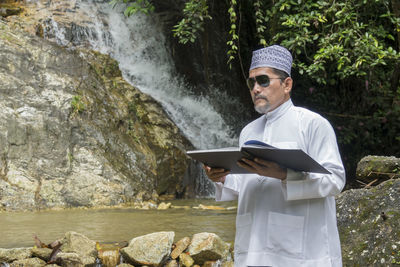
[249,45,293,76]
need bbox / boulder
[120,231,174,265]
[60,231,96,265]
[9,257,46,267]
[336,179,400,265]
[0,248,32,263]
[31,247,52,262]
[356,155,400,186]
[56,252,84,267]
[187,233,231,264]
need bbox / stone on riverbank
[336,179,400,265]
[171,236,191,259]
[9,257,46,267]
[61,231,97,257]
[179,252,194,266]
[0,231,233,266]
[187,232,231,264]
[0,248,32,263]
[60,231,97,266]
[31,247,52,262]
[121,231,174,265]
[56,252,83,267]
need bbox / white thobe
[215,99,345,267]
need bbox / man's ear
[283,77,293,94]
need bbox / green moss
[128,101,147,122]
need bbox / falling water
[41,0,241,196]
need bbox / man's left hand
[237,158,287,180]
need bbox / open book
[186,140,330,174]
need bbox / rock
[56,252,84,267]
[336,179,400,265]
[356,156,400,186]
[60,231,96,265]
[159,194,175,201]
[0,248,32,263]
[202,261,218,267]
[179,252,194,267]
[165,259,179,267]
[171,237,191,259]
[157,202,172,210]
[187,233,230,264]
[96,242,121,267]
[0,9,192,211]
[9,257,46,267]
[221,261,234,267]
[0,6,22,17]
[31,247,52,262]
[116,264,135,267]
[171,205,191,210]
[120,231,174,265]
[196,204,225,210]
[98,249,120,267]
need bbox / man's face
[248,67,292,114]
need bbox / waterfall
[41,0,240,196]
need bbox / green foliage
[71,95,85,115]
[172,0,212,44]
[267,0,400,85]
[253,0,267,47]
[110,0,154,16]
[226,0,239,68]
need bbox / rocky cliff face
[0,14,191,211]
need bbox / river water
[0,199,236,249]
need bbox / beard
[253,95,271,114]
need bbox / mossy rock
[356,155,400,185]
[336,179,400,265]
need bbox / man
[204,45,345,267]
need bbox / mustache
[254,95,268,100]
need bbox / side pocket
[266,212,305,255]
[235,213,252,253]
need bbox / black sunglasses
[246,75,283,90]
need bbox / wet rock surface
[336,179,400,265]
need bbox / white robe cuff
[215,174,239,201]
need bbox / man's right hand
[203,165,230,184]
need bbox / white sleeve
[215,174,240,201]
[281,118,346,201]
